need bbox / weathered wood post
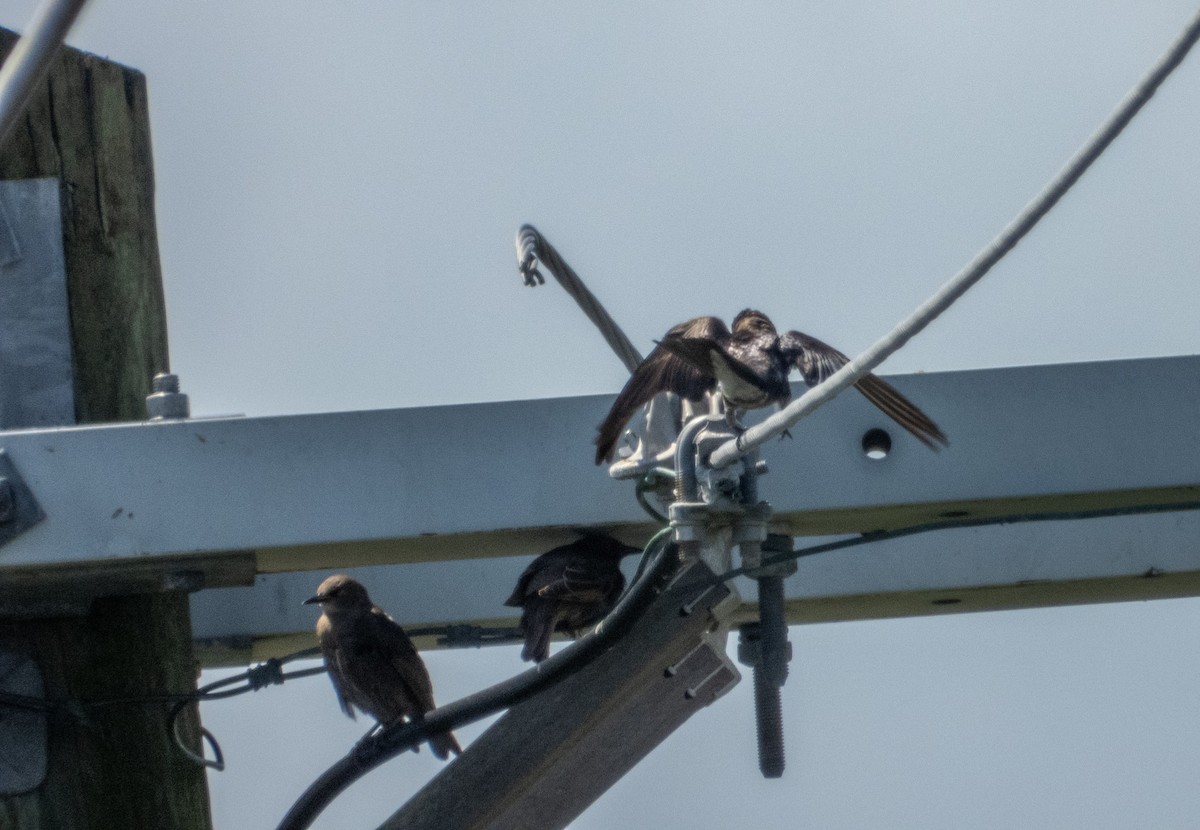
[0,27,212,829]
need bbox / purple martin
[305,574,461,759]
[504,533,641,663]
[595,309,948,464]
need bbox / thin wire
[634,468,675,525]
[708,498,1200,587]
[168,646,325,770]
[628,525,675,588]
[709,6,1200,469]
[0,0,90,148]
[515,224,644,374]
[0,644,328,773]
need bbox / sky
[3,1,1200,828]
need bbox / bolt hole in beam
[861,428,892,460]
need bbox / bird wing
[503,557,540,607]
[316,615,357,720]
[370,609,462,758]
[594,316,729,464]
[536,558,625,606]
[370,607,438,715]
[779,330,948,449]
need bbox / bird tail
[430,730,462,760]
[521,605,555,663]
[854,374,948,449]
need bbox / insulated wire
[515,224,644,374]
[0,0,90,147]
[709,6,1200,469]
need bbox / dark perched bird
[595,309,948,464]
[304,574,461,759]
[504,533,641,663]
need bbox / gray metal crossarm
[0,355,1197,628]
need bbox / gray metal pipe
[0,0,90,148]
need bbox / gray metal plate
[0,179,75,429]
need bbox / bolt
[146,372,190,420]
[152,373,180,394]
[753,661,785,778]
[739,623,788,779]
[757,574,790,688]
[0,477,13,523]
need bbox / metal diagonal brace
[375,558,740,830]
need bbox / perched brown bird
[305,574,461,759]
[504,533,641,663]
[594,309,948,464]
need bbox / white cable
[0,0,90,148]
[709,5,1200,470]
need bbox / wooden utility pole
[0,28,211,830]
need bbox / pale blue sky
[4,2,1200,828]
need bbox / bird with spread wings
[595,309,947,465]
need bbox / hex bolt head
[146,372,190,420]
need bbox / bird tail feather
[521,604,555,663]
[430,730,462,760]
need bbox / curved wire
[634,467,675,525]
[169,702,226,771]
[628,525,675,589]
[710,5,1200,468]
[167,646,326,769]
[515,225,644,374]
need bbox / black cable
[276,532,681,830]
[713,498,1200,586]
[0,624,525,773]
[167,646,326,770]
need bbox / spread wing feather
[594,316,730,464]
[779,330,948,449]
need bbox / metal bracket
[0,179,75,429]
[0,650,49,795]
[0,449,46,549]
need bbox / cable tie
[245,657,286,691]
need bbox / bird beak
[302,593,324,606]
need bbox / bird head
[303,574,373,613]
[731,309,777,336]
[572,529,643,559]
